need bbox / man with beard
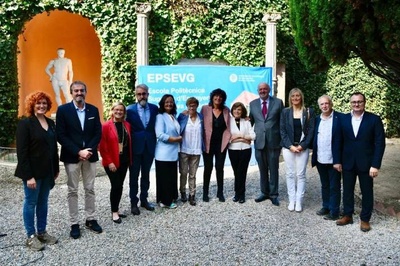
[126,84,158,215]
[56,81,102,239]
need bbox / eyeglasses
[136,92,148,96]
[350,101,364,105]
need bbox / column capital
[262,12,281,23]
[135,2,152,15]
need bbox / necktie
[262,101,267,118]
[142,106,147,128]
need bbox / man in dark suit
[56,81,102,239]
[312,95,343,220]
[249,82,284,206]
[335,92,385,232]
[126,84,158,215]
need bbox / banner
[137,65,272,112]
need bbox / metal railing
[0,147,17,163]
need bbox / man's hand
[370,167,379,178]
[333,164,342,172]
[27,177,36,189]
[78,148,93,161]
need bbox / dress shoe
[232,196,239,202]
[70,224,81,239]
[118,213,127,218]
[270,198,280,206]
[85,220,103,234]
[324,214,339,221]
[288,202,295,212]
[360,221,371,232]
[181,192,188,203]
[113,217,122,224]
[140,202,155,211]
[255,195,269,203]
[131,205,140,215]
[336,215,353,226]
[316,208,330,216]
[189,195,196,206]
[239,198,245,204]
[203,194,209,202]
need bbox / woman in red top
[99,102,132,223]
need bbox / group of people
[15,80,385,251]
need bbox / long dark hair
[158,94,177,115]
[208,88,227,110]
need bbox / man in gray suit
[249,82,284,206]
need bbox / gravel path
[0,161,399,265]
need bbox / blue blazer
[338,111,385,171]
[155,113,180,161]
[56,102,102,163]
[311,111,343,167]
[126,103,158,156]
[177,111,205,152]
[280,107,315,150]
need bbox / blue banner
[138,66,272,112]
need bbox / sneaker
[85,220,103,234]
[288,202,295,212]
[169,203,177,209]
[26,235,45,251]
[37,231,58,245]
[70,224,81,239]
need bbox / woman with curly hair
[15,91,59,251]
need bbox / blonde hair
[109,101,126,119]
[288,88,305,109]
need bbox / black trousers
[203,149,227,196]
[228,148,252,199]
[155,160,178,206]
[105,161,129,212]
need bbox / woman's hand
[27,178,37,189]
[109,163,117,172]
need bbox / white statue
[45,48,73,105]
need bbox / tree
[289,0,400,86]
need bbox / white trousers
[282,148,309,204]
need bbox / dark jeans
[229,148,252,199]
[343,168,374,221]
[203,149,227,196]
[129,151,154,205]
[105,162,129,212]
[316,162,342,216]
[23,177,51,237]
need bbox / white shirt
[228,118,256,150]
[317,112,333,164]
[181,115,202,155]
[351,110,364,137]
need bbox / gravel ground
[0,160,399,266]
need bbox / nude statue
[45,48,73,105]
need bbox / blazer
[228,117,256,150]
[280,107,315,150]
[201,105,231,153]
[15,116,59,184]
[155,113,180,161]
[339,111,385,171]
[56,101,102,163]
[99,120,132,168]
[249,96,284,150]
[177,111,205,152]
[126,102,158,156]
[311,111,343,167]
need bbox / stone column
[263,12,281,97]
[135,2,151,68]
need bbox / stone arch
[17,10,102,116]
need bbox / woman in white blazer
[228,102,256,203]
[155,94,182,209]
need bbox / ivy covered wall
[0,0,398,146]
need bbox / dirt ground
[367,138,400,217]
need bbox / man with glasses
[126,84,158,215]
[334,92,385,232]
[56,81,102,239]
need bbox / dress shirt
[351,110,364,137]
[73,102,86,130]
[181,115,202,155]
[317,113,333,164]
[138,103,150,128]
